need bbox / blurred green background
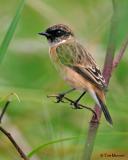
[0,0,128,160]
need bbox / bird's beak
[38,32,50,37]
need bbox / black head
[38,24,74,44]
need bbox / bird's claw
[70,101,83,109]
[55,94,65,103]
[47,94,66,103]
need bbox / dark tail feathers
[96,93,113,125]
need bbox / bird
[38,24,113,125]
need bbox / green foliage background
[0,0,128,159]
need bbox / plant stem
[83,0,118,159]
[0,101,10,123]
[48,95,97,118]
[82,122,99,160]
[0,96,29,160]
[0,126,29,160]
[113,36,128,69]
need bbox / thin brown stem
[0,98,29,160]
[0,126,29,160]
[113,36,128,69]
[102,0,117,83]
[83,0,119,159]
[47,95,97,119]
[91,0,117,123]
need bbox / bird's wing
[56,41,107,90]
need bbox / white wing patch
[86,66,106,88]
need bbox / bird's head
[38,24,74,46]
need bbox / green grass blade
[28,136,80,158]
[0,0,25,63]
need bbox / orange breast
[49,46,59,63]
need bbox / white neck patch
[48,36,73,47]
[48,39,67,47]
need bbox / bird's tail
[89,90,113,125]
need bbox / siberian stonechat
[39,24,113,125]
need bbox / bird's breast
[49,46,58,61]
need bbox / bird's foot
[70,100,83,109]
[47,93,66,103]
[55,93,65,103]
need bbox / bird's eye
[55,30,64,36]
[57,30,61,34]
